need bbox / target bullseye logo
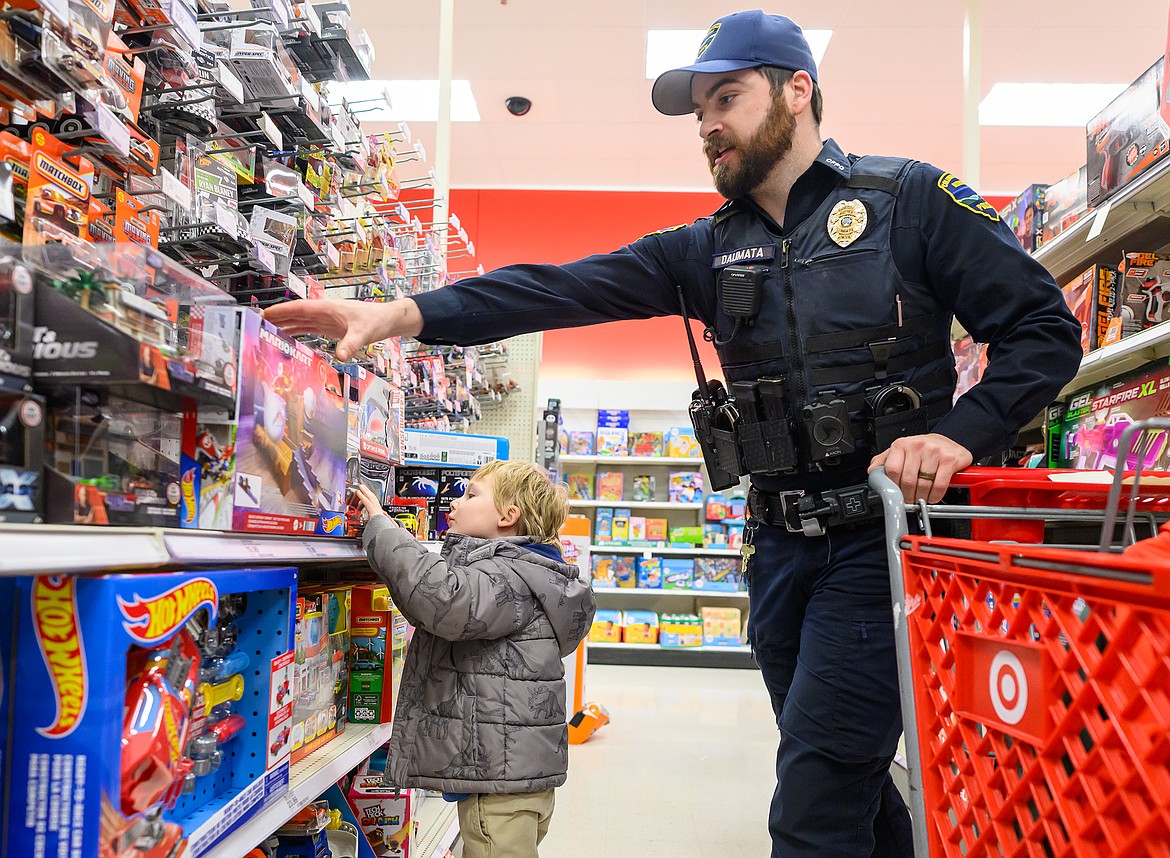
[989,650,1028,724]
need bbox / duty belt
[748,484,884,537]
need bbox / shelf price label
[288,273,307,299]
[93,102,131,158]
[161,168,193,211]
[216,65,245,104]
[261,113,284,149]
[1086,200,1111,241]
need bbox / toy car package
[1,566,297,858]
[181,307,348,535]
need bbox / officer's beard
[706,95,796,200]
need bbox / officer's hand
[868,433,972,504]
[262,298,424,362]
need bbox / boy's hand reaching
[350,484,388,522]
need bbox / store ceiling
[354,0,1168,198]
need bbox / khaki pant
[457,790,556,858]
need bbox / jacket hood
[442,533,596,657]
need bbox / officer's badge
[827,199,867,247]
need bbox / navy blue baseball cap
[651,11,818,116]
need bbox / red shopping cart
[871,419,1170,857]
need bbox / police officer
[265,11,1082,856]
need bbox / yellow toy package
[622,610,659,644]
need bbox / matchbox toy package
[1103,252,1170,345]
[1,566,297,858]
[348,584,409,725]
[1051,360,1170,470]
[180,307,348,535]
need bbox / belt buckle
[776,490,806,534]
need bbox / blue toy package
[663,558,695,589]
[595,507,614,541]
[636,556,663,588]
[668,471,704,503]
[2,567,298,858]
[596,409,630,428]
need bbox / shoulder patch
[937,173,999,221]
[641,223,686,239]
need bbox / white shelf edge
[589,642,751,653]
[593,587,748,599]
[0,524,368,576]
[589,545,740,556]
[560,455,706,465]
[196,723,394,858]
[568,500,703,510]
[416,796,461,858]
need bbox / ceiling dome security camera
[505,96,532,116]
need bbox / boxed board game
[179,306,347,535]
[2,567,297,858]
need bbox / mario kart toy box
[1,566,298,858]
[180,306,348,535]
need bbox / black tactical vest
[708,155,956,490]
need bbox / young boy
[351,460,596,858]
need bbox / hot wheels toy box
[1,566,297,858]
[1086,56,1170,207]
[180,307,348,535]
[291,586,351,762]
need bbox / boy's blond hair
[474,460,569,546]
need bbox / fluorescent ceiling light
[979,82,1130,127]
[646,28,832,79]
[329,79,481,122]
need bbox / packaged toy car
[180,306,348,535]
[2,566,296,858]
[27,242,240,411]
[348,584,408,725]
[0,243,35,390]
[1086,57,1170,206]
[44,388,183,526]
[291,586,350,762]
[0,388,43,522]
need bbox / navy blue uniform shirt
[414,139,1082,464]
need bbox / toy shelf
[195,723,394,858]
[1033,155,1170,286]
[593,587,749,601]
[591,545,740,557]
[415,797,461,858]
[0,524,370,576]
[568,500,703,510]
[588,641,754,669]
[560,454,706,465]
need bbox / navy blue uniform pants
[745,518,914,857]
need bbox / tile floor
[539,664,777,858]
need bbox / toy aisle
[4,1,1170,857]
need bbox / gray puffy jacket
[362,516,596,794]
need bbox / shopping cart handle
[868,467,912,542]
